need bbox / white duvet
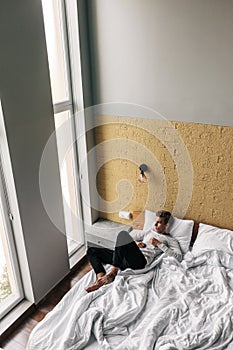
[27,250,233,350]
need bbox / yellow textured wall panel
[93,115,233,230]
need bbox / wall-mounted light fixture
[138,164,148,183]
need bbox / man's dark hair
[156,210,172,225]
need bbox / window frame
[0,101,25,320]
[41,0,90,262]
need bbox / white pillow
[143,210,194,253]
[169,217,194,254]
[192,223,233,256]
[143,210,157,231]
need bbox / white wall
[87,0,233,127]
[0,0,69,303]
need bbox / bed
[27,211,233,350]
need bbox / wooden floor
[0,257,91,350]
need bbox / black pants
[86,231,147,275]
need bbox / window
[41,0,85,256]
[0,101,24,320]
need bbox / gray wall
[0,0,69,302]
[88,0,233,127]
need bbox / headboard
[132,211,199,244]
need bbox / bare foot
[98,273,115,285]
[85,279,103,293]
[85,273,116,293]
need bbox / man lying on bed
[86,210,182,292]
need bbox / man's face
[154,216,167,234]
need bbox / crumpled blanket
[26,250,233,350]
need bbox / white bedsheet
[27,250,233,350]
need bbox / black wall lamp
[138,164,148,183]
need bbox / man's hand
[149,237,161,247]
[136,241,146,248]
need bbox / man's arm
[130,229,145,242]
[130,228,153,245]
[136,241,146,248]
[149,237,182,262]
